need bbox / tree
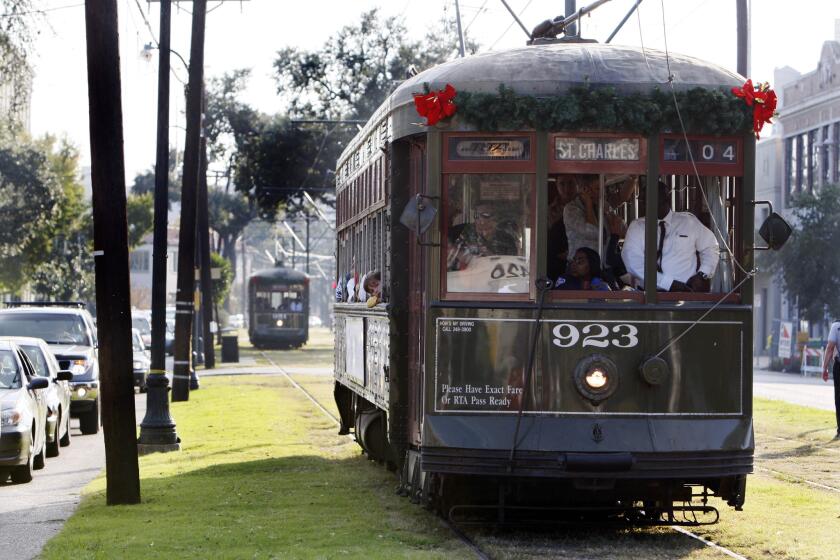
[210,251,233,307]
[130,148,182,203]
[0,132,95,300]
[0,0,38,131]
[208,186,252,273]
[764,183,840,322]
[273,9,478,120]
[0,131,65,291]
[126,193,154,249]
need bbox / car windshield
[132,317,151,334]
[0,314,91,346]
[20,345,49,377]
[0,350,21,389]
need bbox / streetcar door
[408,139,426,445]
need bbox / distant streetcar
[248,266,309,349]
[331,35,789,523]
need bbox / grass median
[41,375,468,559]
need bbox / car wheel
[80,399,100,435]
[10,436,34,483]
[33,438,46,470]
[46,416,60,458]
[60,412,72,447]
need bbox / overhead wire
[463,0,490,33]
[0,2,84,17]
[489,0,533,50]
[634,0,749,277]
[132,0,159,46]
[641,0,756,359]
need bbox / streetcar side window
[444,173,533,295]
[658,175,738,297]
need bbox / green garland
[455,85,752,136]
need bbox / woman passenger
[554,247,611,291]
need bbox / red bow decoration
[731,79,778,139]
[413,83,457,126]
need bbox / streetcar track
[756,432,840,454]
[259,351,493,559]
[755,465,840,494]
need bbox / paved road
[754,368,837,411]
[0,394,146,560]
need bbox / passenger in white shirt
[621,181,719,292]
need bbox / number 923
[551,323,639,349]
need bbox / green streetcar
[331,39,788,524]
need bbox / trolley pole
[172,0,207,402]
[83,0,140,505]
[736,0,749,76]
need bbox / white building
[754,21,840,358]
[129,228,180,309]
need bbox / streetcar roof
[338,43,743,167]
[250,267,309,283]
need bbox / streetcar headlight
[584,368,608,389]
[275,319,284,327]
[76,387,87,398]
[573,354,618,404]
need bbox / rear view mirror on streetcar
[399,194,437,235]
[758,213,792,251]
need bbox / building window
[785,136,797,200]
[808,130,819,192]
[822,125,831,187]
[129,251,150,272]
[834,123,840,184]
[799,132,807,193]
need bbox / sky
[25,0,840,183]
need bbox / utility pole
[172,0,207,402]
[198,91,215,369]
[454,0,466,57]
[736,0,749,76]
[138,0,180,453]
[83,0,140,505]
[149,0,170,380]
[565,0,577,37]
[305,213,311,274]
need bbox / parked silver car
[0,340,50,484]
[3,337,73,456]
[0,305,100,435]
[132,328,150,392]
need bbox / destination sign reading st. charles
[555,137,640,161]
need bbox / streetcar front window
[548,173,640,294]
[444,173,533,294]
[254,289,304,313]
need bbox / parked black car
[0,303,100,435]
[0,340,50,484]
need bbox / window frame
[440,132,537,302]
